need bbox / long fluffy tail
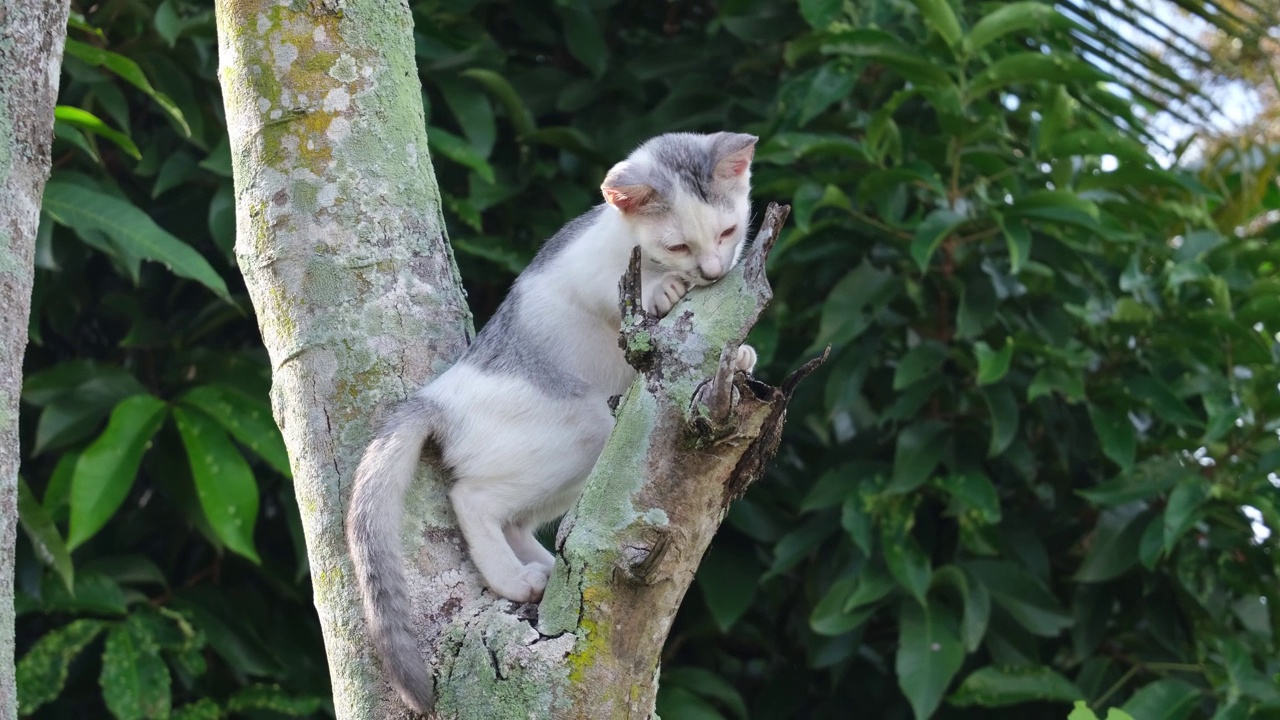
[346,396,440,714]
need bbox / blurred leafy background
[14,0,1280,718]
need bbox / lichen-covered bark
[213,1,474,716]
[0,1,71,717]
[215,3,813,718]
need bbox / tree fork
[215,2,819,716]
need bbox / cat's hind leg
[450,483,550,602]
[505,523,556,571]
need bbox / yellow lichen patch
[567,582,612,685]
[246,5,365,183]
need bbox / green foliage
[17,0,1280,719]
[18,2,326,717]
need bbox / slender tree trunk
[0,2,71,717]
[215,3,814,718]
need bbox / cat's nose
[698,258,724,281]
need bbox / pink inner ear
[718,147,755,179]
[603,185,652,214]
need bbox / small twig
[617,246,656,370]
[744,202,791,282]
[1093,665,1139,710]
[782,346,830,399]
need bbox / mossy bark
[215,4,810,718]
[0,1,72,717]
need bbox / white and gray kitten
[346,131,758,713]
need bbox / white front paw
[494,564,550,603]
[735,344,758,374]
[648,275,689,318]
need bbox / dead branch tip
[781,345,829,398]
[691,343,740,431]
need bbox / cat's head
[601,132,756,287]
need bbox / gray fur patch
[642,132,753,208]
[462,287,590,398]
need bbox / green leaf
[1163,480,1208,554]
[815,261,899,349]
[896,600,964,720]
[974,339,1013,385]
[67,394,168,549]
[1087,405,1136,470]
[436,75,496,156]
[998,215,1032,273]
[63,39,189,136]
[154,0,183,47]
[460,69,536,139]
[967,2,1062,51]
[18,477,74,592]
[963,560,1070,637]
[101,616,172,720]
[54,106,140,159]
[799,0,843,27]
[1126,376,1203,428]
[799,64,858,127]
[1028,365,1084,403]
[765,514,838,578]
[42,182,230,301]
[40,572,127,615]
[152,151,198,198]
[173,407,261,563]
[178,385,290,475]
[1039,85,1075,152]
[558,4,608,79]
[894,342,949,390]
[655,685,728,720]
[1120,679,1200,720]
[171,699,222,720]
[981,384,1018,457]
[1068,700,1100,720]
[886,421,947,494]
[16,619,107,714]
[949,665,1081,707]
[1077,458,1189,506]
[822,31,957,88]
[697,543,761,632]
[911,208,965,270]
[53,121,101,163]
[660,667,748,720]
[1073,506,1151,582]
[82,555,168,588]
[841,492,874,554]
[1046,130,1150,164]
[932,565,990,651]
[1007,190,1100,230]
[424,125,494,183]
[937,474,1001,525]
[811,574,878,636]
[911,0,963,47]
[883,530,932,606]
[225,685,327,715]
[969,52,1108,96]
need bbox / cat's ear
[712,133,757,181]
[602,161,659,215]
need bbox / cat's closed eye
[667,243,690,253]
[719,226,737,239]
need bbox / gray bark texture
[0,2,70,717]
[214,2,817,718]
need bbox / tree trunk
[0,1,71,717]
[215,4,815,718]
